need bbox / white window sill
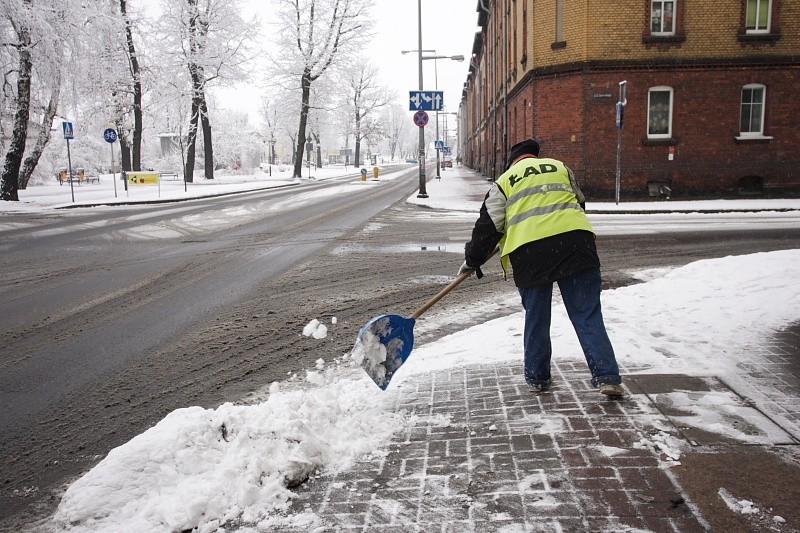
[736,134,773,141]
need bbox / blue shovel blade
[352,314,416,390]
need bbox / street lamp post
[416,0,426,197]
[439,111,458,164]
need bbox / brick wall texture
[465,0,800,197]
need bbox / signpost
[63,121,75,203]
[104,127,118,198]
[126,171,161,198]
[615,81,627,205]
[305,135,313,179]
[409,91,444,111]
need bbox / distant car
[442,158,453,168]
[405,158,418,164]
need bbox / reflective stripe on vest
[496,157,593,260]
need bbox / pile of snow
[54,369,403,532]
[302,318,330,339]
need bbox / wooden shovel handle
[410,248,500,319]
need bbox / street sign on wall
[409,91,444,111]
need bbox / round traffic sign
[103,128,118,143]
[413,110,429,128]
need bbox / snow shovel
[351,248,499,390]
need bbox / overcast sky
[209,0,481,126]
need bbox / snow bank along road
[1,170,799,527]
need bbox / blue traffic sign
[434,140,444,150]
[103,128,118,143]
[409,91,444,111]
[62,121,74,140]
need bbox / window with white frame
[648,87,673,138]
[651,0,676,34]
[746,0,772,33]
[555,0,564,42]
[740,84,766,135]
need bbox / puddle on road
[332,243,458,255]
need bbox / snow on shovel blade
[351,314,416,390]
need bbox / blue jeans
[518,267,621,387]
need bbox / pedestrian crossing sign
[62,121,74,140]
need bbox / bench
[56,168,100,185]
[160,171,179,180]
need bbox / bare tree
[383,103,407,161]
[158,0,257,182]
[340,61,390,166]
[0,0,64,200]
[19,70,60,189]
[273,0,372,178]
[0,0,33,200]
[119,0,143,171]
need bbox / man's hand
[458,261,483,279]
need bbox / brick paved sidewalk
[282,362,710,532]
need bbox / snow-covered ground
[7,167,799,531]
[4,162,800,214]
[0,165,342,212]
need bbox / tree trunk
[200,95,213,179]
[186,0,212,180]
[185,99,200,183]
[20,81,60,189]
[119,139,132,172]
[292,70,312,179]
[354,108,363,167]
[0,23,32,201]
[121,0,143,171]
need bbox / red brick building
[461,0,800,197]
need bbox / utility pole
[417,0,428,198]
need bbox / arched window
[648,86,673,139]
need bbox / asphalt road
[1,171,798,529]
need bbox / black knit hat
[507,138,540,166]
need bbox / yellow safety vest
[496,157,593,269]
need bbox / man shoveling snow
[460,138,623,397]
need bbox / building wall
[465,0,800,197]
